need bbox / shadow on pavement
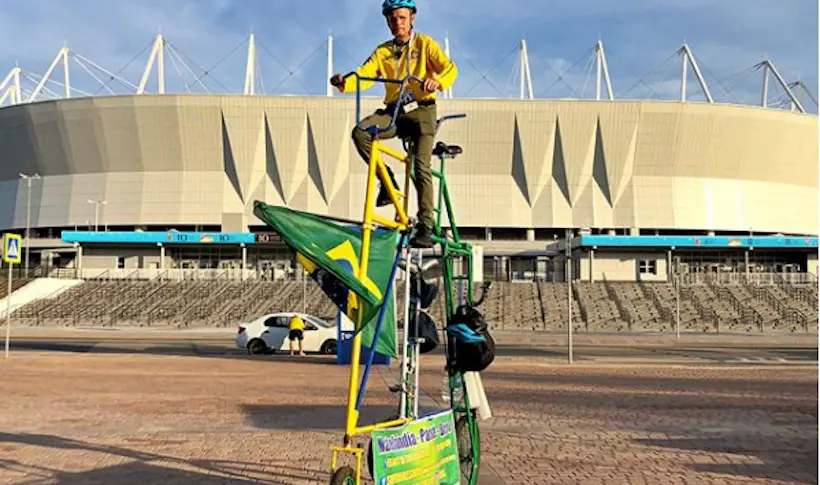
[492,369,819,399]
[488,382,818,417]
[7,340,339,365]
[634,436,818,485]
[243,404,400,431]
[0,432,325,484]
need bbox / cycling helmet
[382,0,417,15]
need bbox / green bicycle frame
[407,135,484,485]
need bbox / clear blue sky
[1,0,817,111]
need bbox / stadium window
[638,259,657,275]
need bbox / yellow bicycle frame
[329,133,415,483]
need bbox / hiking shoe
[409,224,434,248]
[376,185,392,206]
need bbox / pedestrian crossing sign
[3,233,22,264]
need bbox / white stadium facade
[0,35,817,284]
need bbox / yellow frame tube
[330,446,365,481]
[375,143,410,226]
[372,214,404,230]
[355,416,412,435]
[342,143,380,442]
[335,136,419,483]
[376,142,409,163]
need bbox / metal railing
[679,271,817,287]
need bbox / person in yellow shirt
[330,0,458,248]
[288,314,305,356]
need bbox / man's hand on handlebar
[421,76,441,92]
[329,73,345,91]
[329,72,440,93]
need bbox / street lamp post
[87,199,107,231]
[565,228,574,364]
[19,173,41,278]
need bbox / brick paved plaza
[0,349,816,484]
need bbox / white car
[236,312,339,355]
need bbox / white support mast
[788,80,817,112]
[444,34,452,99]
[28,47,70,102]
[761,57,770,108]
[138,34,166,94]
[519,39,534,100]
[326,33,334,97]
[63,45,71,99]
[244,33,256,95]
[0,67,22,105]
[680,47,688,102]
[755,59,806,113]
[677,44,714,103]
[594,40,614,100]
[157,34,165,94]
[12,66,22,104]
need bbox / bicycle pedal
[388,384,402,393]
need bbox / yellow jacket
[342,32,458,105]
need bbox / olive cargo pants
[352,104,437,228]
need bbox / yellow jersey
[288,315,305,331]
[342,32,458,105]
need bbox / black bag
[449,304,495,372]
[406,311,439,354]
[409,274,438,309]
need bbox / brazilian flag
[253,201,398,358]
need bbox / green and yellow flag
[253,201,398,358]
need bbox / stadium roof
[1,34,816,114]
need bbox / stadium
[0,34,817,336]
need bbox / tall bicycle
[329,73,490,485]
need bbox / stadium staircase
[1,278,83,320]
[573,282,627,332]
[602,280,669,332]
[642,282,702,331]
[537,283,584,332]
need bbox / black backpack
[406,310,439,354]
[409,274,438,309]
[448,304,495,372]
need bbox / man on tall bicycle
[330,0,458,248]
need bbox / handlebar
[435,113,466,136]
[338,72,426,137]
[333,72,468,146]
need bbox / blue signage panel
[578,235,819,249]
[61,231,256,245]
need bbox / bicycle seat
[432,141,463,158]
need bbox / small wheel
[329,466,356,485]
[455,413,480,484]
[247,339,268,355]
[321,339,338,355]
